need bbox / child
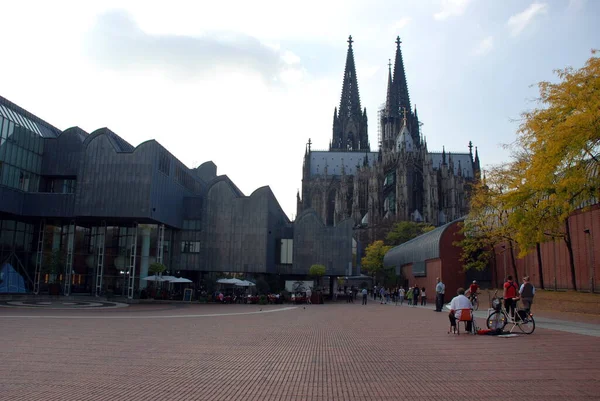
[421,287,427,306]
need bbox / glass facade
[0,115,44,192]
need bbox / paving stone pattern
[1,303,599,400]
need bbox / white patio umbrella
[217,278,244,285]
[142,275,166,282]
[161,276,177,281]
[171,277,193,283]
[235,280,256,287]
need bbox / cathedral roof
[309,151,378,177]
[430,152,474,178]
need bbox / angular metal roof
[430,152,474,178]
[383,218,464,267]
[0,95,62,138]
[309,150,378,177]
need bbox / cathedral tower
[331,36,369,152]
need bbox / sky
[0,0,598,219]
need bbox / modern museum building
[0,95,354,297]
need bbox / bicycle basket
[492,298,502,312]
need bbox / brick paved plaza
[1,301,599,400]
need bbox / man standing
[503,275,518,318]
[361,287,368,305]
[435,277,445,312]
[519,276,535,313]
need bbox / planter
[48,283,61,296]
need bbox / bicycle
[486,290,535,334]
[469,292,480,311]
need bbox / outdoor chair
[448,308,475,335]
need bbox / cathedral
[297,36,481,231]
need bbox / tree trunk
[509,241,519,280]
[564,219,578,291]
[536,242,545,289]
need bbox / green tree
[385,221,435,246]
[43,250,65,284]
[361,240,392,284]
[148,262,167,275]
[309,264,326,290]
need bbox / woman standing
[420,287,427,306]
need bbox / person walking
[397,286,405,306]
[412,285,420,307]
[420,287,427,306]
[379,287,386,304]
[407,287,413,306]
[435,277,445,312]
[306,287,312,304]
[362,287,368,305]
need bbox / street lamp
[584,229,595,293]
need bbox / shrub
[258,295,268,305]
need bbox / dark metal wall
[293,210,353,276]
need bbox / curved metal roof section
[61,126,89,142]
[0,95,62,138]
[85,128,135,153]
[205,175,245,198]
[383,218,464,267]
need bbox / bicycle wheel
[486,311,507,330]
[516,311,535,334]
[472,298,479,311]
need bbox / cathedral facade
[297,36,481,230]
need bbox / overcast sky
[1,0,597,219]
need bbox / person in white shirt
[449,288,473,332]
[435,277,446,312]
[397,287,405,306]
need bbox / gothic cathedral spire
[393,36,411,114]
[331,35,369,152]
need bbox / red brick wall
[401,260,441,302]
[440,222,466,299]
[492,205,600,291]
[400,221,467,302]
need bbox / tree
[149,262,167,275]
[361,240,392,284]
[458,164,520,279]
[309,264,326,290]
[385,221,435,246]
[504,50,600,290]
[43,250,65,284]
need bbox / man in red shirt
[503,275,519,318]
[467,280,479,302]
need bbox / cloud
[507,3,548,37]
[474,36,493,56]
[390,17,411,31]
[434,0,472,21]
[568,0,586,11]
[84,9,302,84]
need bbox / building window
[62,179,76,194]
[158,151,170,176]
[180,241,200,253]
[279,239,293,264]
